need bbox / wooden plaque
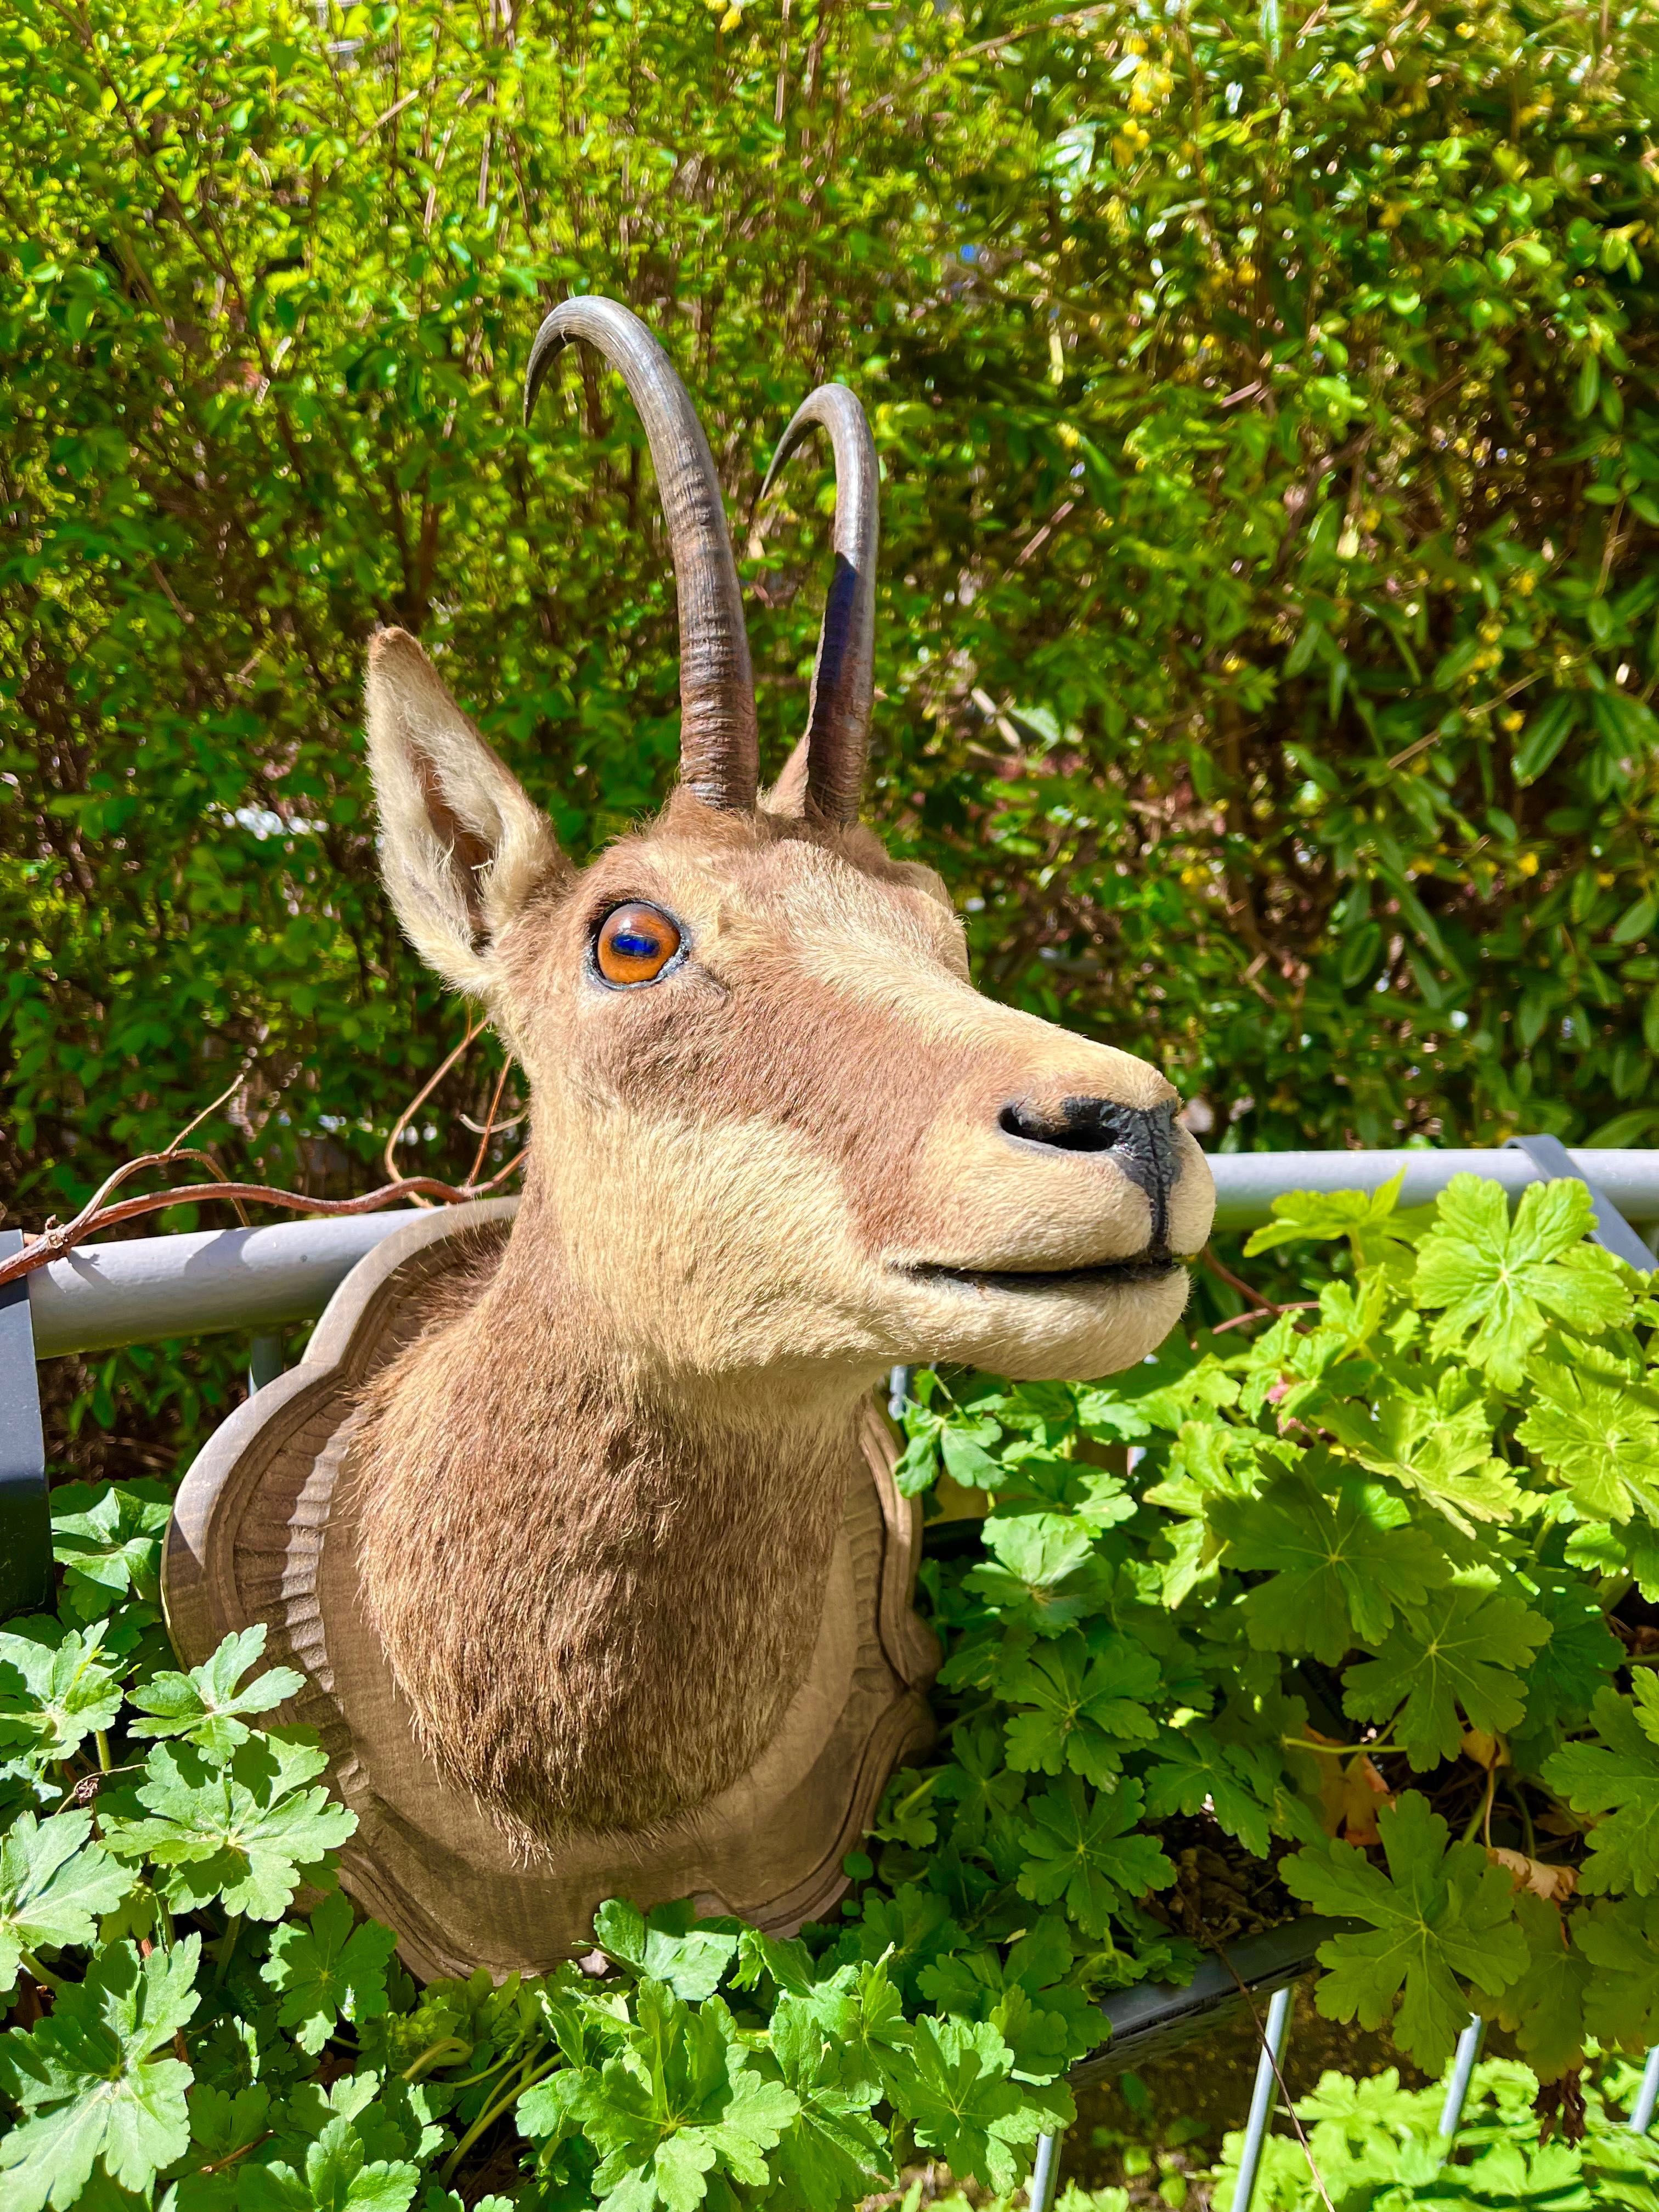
[162,1203,939,1982]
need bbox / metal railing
[5,1141,1658,2208]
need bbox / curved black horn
[759,384,878,825]
[525,297,758,812]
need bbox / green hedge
[4,0,1659,1247]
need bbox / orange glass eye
[595,903,682,986]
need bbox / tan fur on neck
[355,1227,860,1844]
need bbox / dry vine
[0,1030,527,1292]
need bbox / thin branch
[383,1013,488,1197]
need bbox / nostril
[998,1100,1139,1154]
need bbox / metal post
[887,1366,910,1421]
[1231,1981,1293,2212]
[1438,2015,1485,2140]
[1630,2048,1659,2134]
[249,1335,284,1393]
[0,1229,50,1618]
[1028,2129,1062,2212]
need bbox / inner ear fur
[365,628,563,996]
[762,732,811,819]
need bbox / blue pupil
[613,930,659,958]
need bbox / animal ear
[762,732,811,817]
[365,628,562,995]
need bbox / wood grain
[163,1202,938,1980]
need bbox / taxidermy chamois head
[356,297,1215,1852]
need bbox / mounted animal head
[365,298,1214,1396]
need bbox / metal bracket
[1505,1135,1655,1273]
[0,1231,50,1619]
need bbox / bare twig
[1210,1300,1321,1334]
[465,1054,516,1189]
[383,1013,488,1198]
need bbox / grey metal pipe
[24,1146,1659,1359]
[1205,1147,1659,1233]
[1437,2013,1485,2139]
[1630,2046,1659,2135]
[1028,2129,1062,2212]
[27,1212,421,1359]
[1231,1981,1293,2212]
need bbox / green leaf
[1015,1777,1173,1937]
[935,1723,1026,1853]
[1212,1473,1450,1662]
[963,1513,1105,1635]
[1141,1726,1300,1860]
[827,1885,961,2005]
[885,2015,1067,2194]
[799,1956,912,2103]
[1282,1793,1526,2073]
[239,2112,419,2212]
[50,1481,173,1621]
[260,1890,398,2055]
[941,1427,1005,1491]
[766,1993,894,2211]
[1518,1357,1659,1521]
[0,1811,132,1995]
[0,1626,124,1764]
[1482,1892,1590,2083]
[0,1936,200,2212]
[1342,1585,1549,1770]
[571,1979,797,2212]
[1000,1629,1160,1786]
[1511,1574,1622,1742]
[1543,1677,1659,1894]
[593,1900,740,2004]
[1322,1396,1521,1534]
[1413,1174,1631,1390]
[127,1624,305,1759]
[109,1735,355,1920]
[1243,1171,1406,1255]
[1513,693,1579,785]
[1575,1894,1659,2051]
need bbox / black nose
[998,1097,1181,1248]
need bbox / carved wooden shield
[162,1202,939,1982]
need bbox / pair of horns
[524,297,876,823]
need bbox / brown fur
[357,630,1215,1844]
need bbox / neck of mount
[355,1216,879,1843]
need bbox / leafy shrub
[7,1175,1659,2208]
[1210,2055,1659,2208]
[5,0,1659,1256]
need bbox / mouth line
[897,1251,1186,1293]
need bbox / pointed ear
[365,628,563,995]
[761,731,811,818]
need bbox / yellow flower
[1518,852,1540,877]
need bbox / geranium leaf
[0,1811,132,1995]
[1342,1586,1550,1770]
[261,1890,398,2055]
[1282,1792,1526,2073]
[1414,1174,1630,1390]
[0,1936,199,2211]
[127,1623,305,1760]
[1213,1471,1450,1661]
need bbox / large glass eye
[595,902,682,986]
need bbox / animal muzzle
[998,1097,1183,1252]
